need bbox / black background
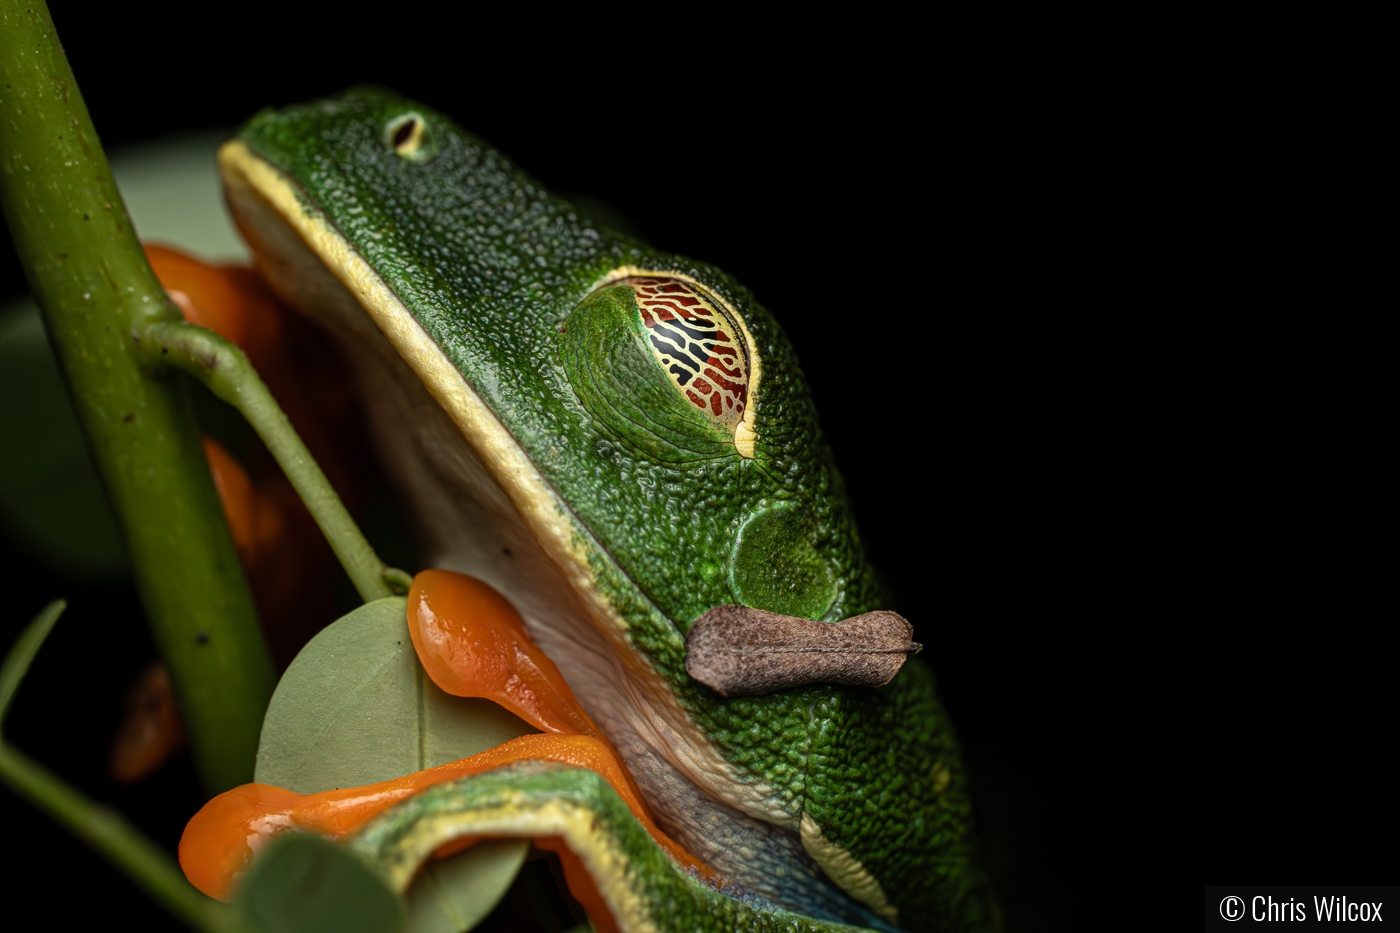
[2,4,1388,931]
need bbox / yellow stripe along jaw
[800,814,899,924]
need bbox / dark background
[2,4,1386,930]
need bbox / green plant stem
[0,745,236,932]
[0,0,274,792]
[1,603,238,933]
[144,321,407,601]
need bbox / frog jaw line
[217,140,792,834]
[593,265,760,459]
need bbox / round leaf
[256,597,536,791]
[235,832,404,933]
[402,839,528,933]
[256,597,536,931]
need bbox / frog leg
[349,760,876,933]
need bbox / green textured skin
[729,503,839,620]
[239,88,992,931]
[351,761,864,933]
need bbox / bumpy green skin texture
[240,88,991,931]
[351,761,864,933]
[805,661,988,931]
[730,503,839,620]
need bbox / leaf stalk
[142,321,408,601]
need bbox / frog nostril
[386,113,427,158]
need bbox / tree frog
[213,87,995,932]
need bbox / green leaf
[256,597,536,931]
[256,597,536,790]
[0,302,127,581]
[402,839,528,933]
[0,599,66,728]
[234,832,404,933]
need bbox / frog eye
[558,271,760,461]
[385,112,431,160]
[627,277,752,432]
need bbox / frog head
[220,87,983,931]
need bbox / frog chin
[218,143,838,895]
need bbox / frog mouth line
[217,141,795,831]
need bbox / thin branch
[0,747,238,931]
[143,321,408,601]
[1,603,240,932]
